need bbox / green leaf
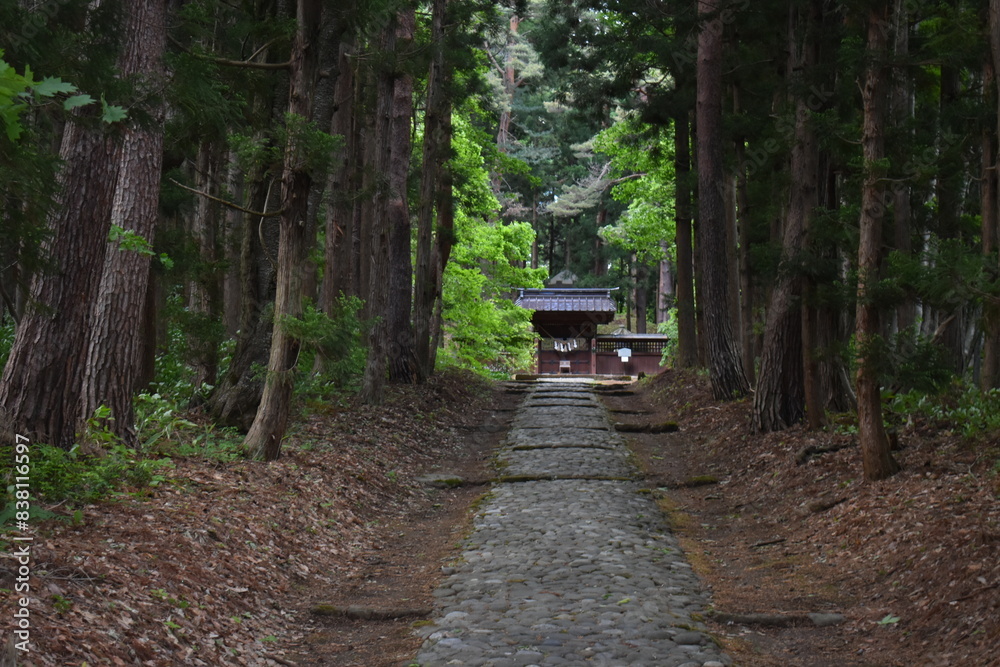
[100,96,127,124]
[1,104,25,141]
[63,94,94,111]
[34,76,76,98]
[877,614,901,625]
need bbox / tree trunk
[243,0,322,460]
[658,241,672,325]
[983,0,1000,390]
[222,150,244,337]
[207,177,279,431]
[206,5,286,432]
[696,0,750,399]
[635,260,648,334]
[428,109,455,373]
[674,109,699,368]
[734,131,755,383]
[892,0,915,336]
[387,7,416,384]
[359,14,399,405]
[0,4,133,447]
[0,124,117,447]
[81,0,168,447]
[414,0,449,382]
[752,1,821,433]
[321,36,357,312]
[937,59,965,371]
[187,142,222,389]
[856,2,901,482]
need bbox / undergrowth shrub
[888,382,1000,439]
[134,391,242,460]
[284,297,367,397]
[657,313,678,367]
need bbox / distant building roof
[515,288,617,338]
[515,288,616,313]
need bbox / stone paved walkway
[411,379,732,667]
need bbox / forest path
[410,378,732,667]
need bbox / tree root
[614,421,679,433]
[707,610,845,628]
[795,442,856,465]
[310,604,433,620]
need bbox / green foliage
[281,112,342,176]
[0,50,123,140]
[0,437,171,508]
[108,224,173,268]
[228,131,282,174]
[888,238,997,314]
[656,313,679,367]
[133,391,243,462]
[888,384,1000,440]
[156,292,227,400]
[439,113,545,377]
[594,114,675,264]
[282,297,368,396]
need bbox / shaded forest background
[4,0,1000,488]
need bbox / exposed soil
[605,369,1000,667]
[5,369,999,666]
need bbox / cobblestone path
[411,379,732,667]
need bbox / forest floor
[2,368,999,666]
[0,370,513,666]
[610,369,1000,667]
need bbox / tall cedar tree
[673,106,699,368]
[983,0,1000,389]
[360,11,402,405]
[0,1,165,448]
[387,6,417,384]
[696,0,750,400]
[751,0,820,433]
[242,0,323,460]
[414,0,453,382]
[81,0,168,446]
[855,2,901,481]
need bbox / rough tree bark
[983,0,1000,390]
[696,0,750,398]
[387,7,417,384]
[205,1,287,431]
[186,142,222,388]
[752,1,820,433]
[359,13,399,405]
[0,122,118,447]
[415,0,452,381]
[243,0,322,460]
[674,108,699,368]
[81,0,168,447]
[0,5,134,447]
[321,35,357,311]
[892,0,915,336]
[856,2,901,481]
